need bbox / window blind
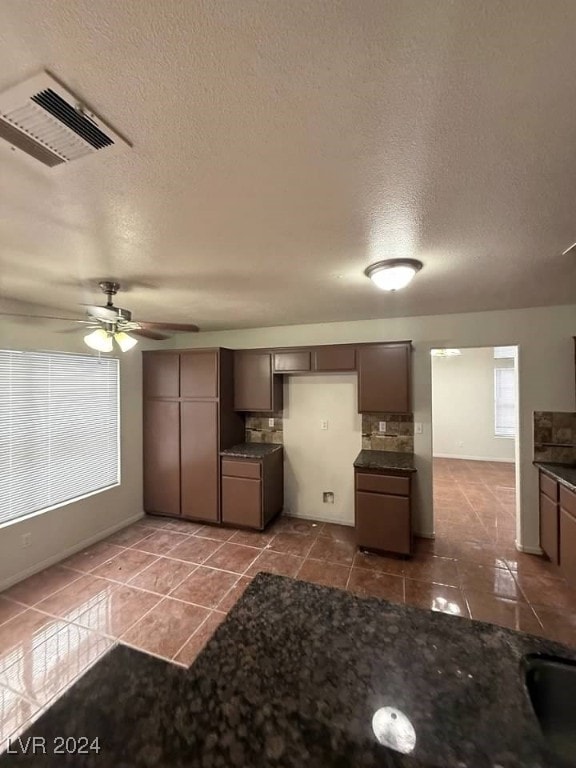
[0,350,119,526]
[494,367,516,438]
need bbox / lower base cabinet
[538,470,576,585]
[221,449,283,530]
[355,469,413,555]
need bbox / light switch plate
[414,422,423,434]
[379,421,387,433]
[268,418,274,428]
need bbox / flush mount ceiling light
[364,259,423,291]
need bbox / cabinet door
[560,508,576,586]
[234,352,283,412]
[356,491,411,555]
[180,350,218,399]
[313,346,356,372]
[143,400,180,516]
[540,492,559,564]
[222,476,262,529]
[273,351,311,372]
[358,343,411,413]
[181,401,219,521]
[143,353,180,398]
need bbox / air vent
[0,72,130,167]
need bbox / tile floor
[1,457,575,749]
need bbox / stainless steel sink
[523,654,576,766]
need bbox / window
[494,367,516,438]
[493,346,517,359]
[0,350,119,526]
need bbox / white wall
[283,375,361,525]
[0,319,144,589]
[432,347,515,462]
[165,303,576,552]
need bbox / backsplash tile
[534,411,576,464]
[245,413,284,444]
[362,413,414,453]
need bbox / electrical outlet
[323,492,335,504]
[379,421,387,433]
[414,422,423,434]
[320,420,328,430]
[21,533,31,548]
[268,418,274,428]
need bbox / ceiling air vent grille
[0,72,130,167]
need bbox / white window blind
[494,346,517,359]
[494,367,516,438]
[0,350,119,526]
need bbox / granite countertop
[4,572,574,767]
[220,442,283,459]
[534,461,576,493]
[354,449,417,472]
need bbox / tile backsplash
[534,411,576,464]
[362,413,414,453]
[245,413,284,444]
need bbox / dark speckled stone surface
[534,461,576,493]
[221,442,283,458]
[354,450,417,472]
[3,573,575,767]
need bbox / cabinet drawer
[355,472,410,496]
[221,459,261,479]
[540,492,559,565]
[356,491,411,555]
[273,351,311,372]
[540,472,559,502]
[560,507,576,586]
[222,476,262,529]
[560,485,576,518]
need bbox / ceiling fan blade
[137,321,199,333]
[131,328,171,341]
[81,304,118,322]
[0,312,88,322]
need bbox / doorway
[430,346,518,554]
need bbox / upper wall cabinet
[313,346,356,372]
[357,342,412,413]
[180,350,218,399]
[234,351,284,412]
[273,351,311,373]
[143,352,180,398]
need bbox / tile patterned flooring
[1,457,575,749]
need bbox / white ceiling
[0,0,575,332]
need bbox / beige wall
[283,375,361,525]
[0,318,144,589]
[165,303,576,552]
[432,347,516,462]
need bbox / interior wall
[283,375,361,525]
[0,319,145,589]
[432,347,515,462]
[164,303,576,552]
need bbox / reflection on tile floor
[1,457,575,749]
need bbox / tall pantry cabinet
[143,349,244,522]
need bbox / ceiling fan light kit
[365,259,423,291]
[84,328,113,352]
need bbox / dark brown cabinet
[560,506,576,585]
[221,449,283,530]
[357,343,411,413]
[234,351,283,412]
[143,348,244,522]
[355,468,413,555]
[313,346,356,372]
[273,351,311,373]
[539,471,559,564]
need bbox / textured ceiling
[0,0,575,332]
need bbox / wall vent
[0,72,130,167]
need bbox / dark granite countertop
[534,461,576,493]
[220,442,283,459]
[4,572,574,767]
[354,449,417,472]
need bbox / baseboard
[282,511,354,527]
[515,541,544,556]
[433,454,515,464]
[0,511,144,592]
[413,532,435,539]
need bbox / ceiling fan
[1,281,199,352]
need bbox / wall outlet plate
[268,418,274,428]
[379,421,387,433]
[414,422,423,434]
[21,533,31,548]
[323,491,335,503]
[320,420,328,430]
